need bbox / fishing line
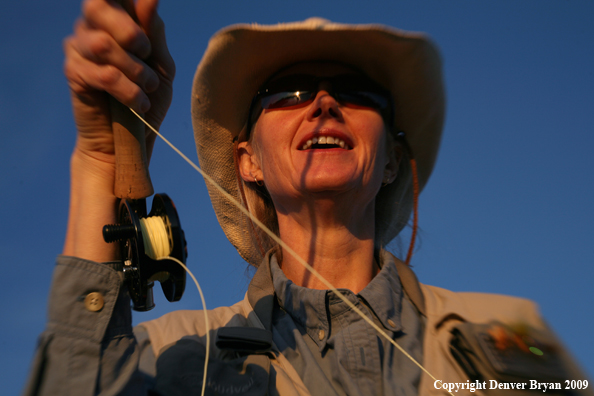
[129,107,454,396]
[139,216,171,259]
[137,215,210,396]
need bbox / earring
[253,175,264,187]
[382,171,391,187]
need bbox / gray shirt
[23,251,423,395]
[270,253,424,396]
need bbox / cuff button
[84,292,105,312]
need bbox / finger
[72,21,159,93]
[135,0,158,28]
[82,0,152,59]
[135,0,175,81]
[64,39,150,113]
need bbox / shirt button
[84,292,104,312]
[318,329,325,341]
[387,319,396,328]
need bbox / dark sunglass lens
[260,91,314,109]
[337,91,390,109]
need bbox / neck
[275,196,378,294]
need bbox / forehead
[268,61,362,81]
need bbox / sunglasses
[247,74,393,129]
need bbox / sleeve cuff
[47,255,132,343]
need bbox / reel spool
[103,194,188,311]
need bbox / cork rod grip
[110,96,154,199]
[110,0,153,199]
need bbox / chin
[299,177,368,197]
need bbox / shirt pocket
[155,337,270,396]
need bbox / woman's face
[239,62,398,213]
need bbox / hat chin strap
[396,132,419,266]
[406,156,419,266]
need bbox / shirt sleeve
[22,255,153,396]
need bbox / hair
[234,138,279,259]
[374,137,413,250]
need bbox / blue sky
[2,0,593,393]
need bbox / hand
[63,0,175,163]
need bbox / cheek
[349,111,389,156]
[358,118,391,184]
[251,113,298,173]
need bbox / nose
[306,84,344,122]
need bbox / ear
[383,138,402,185]
[237,141,263,182]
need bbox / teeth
[300,136,350,150]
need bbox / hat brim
[192,18,445,265]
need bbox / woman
[25,0,590,395]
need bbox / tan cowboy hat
[191,17,445,266]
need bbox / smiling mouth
[300,136,352,150]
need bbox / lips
[298,130,353,151]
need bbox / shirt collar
[270,250,404,348]
[270,254,329,343]
[359,250,404,333]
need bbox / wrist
[71,146,116,186]
[63,148,120,262]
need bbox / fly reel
[103,194,187,311]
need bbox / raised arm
[24,1,174,395]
